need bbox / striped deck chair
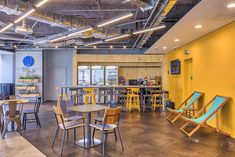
[166,91,204,123]
[180,95,229,137]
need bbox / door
[49,67,67,100]
[184,59,193,97]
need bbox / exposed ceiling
[0,0,200,51]
[145,0,235,54]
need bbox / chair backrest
[194,96,228,123]
[3,101,22,119]
[127,88,139,95]
[102,106,122,124]
[83,88,95,94]
[183,92,202,109]
[34,97,42,113]
[53,105,65,125]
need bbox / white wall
[0,51,14,83]
[43,49,74,100]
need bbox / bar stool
[152,93,163,111]
[83,88,96,105]
[126,88,140,112]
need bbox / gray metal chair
[90,106,124,156]
[22,97,42,129]
[52,105,85,155]
[1,100,23,138]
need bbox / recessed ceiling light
[174,38,180,42]
[110,45,113,49]
[163,47,167,50]
[74,46,77,48]
[195,25,202,29]
[55,46,58,48]
[227,3,235,8]
[123,45,127,49]
[93,46,97,48]
[13,45,17,48]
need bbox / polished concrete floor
[19,101,235,157]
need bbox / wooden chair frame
[180,95,229,137]
[166,91,204,124]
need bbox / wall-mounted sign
[23,56,35,67]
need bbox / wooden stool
[83,88,96,105]
[152,93,163,111]
[126,88,140,112]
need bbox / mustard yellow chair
[83,88,96,105]
[152,93,163,111]
[126,88,140,112]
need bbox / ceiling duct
[123,0,154,12]
[15,20,33,35]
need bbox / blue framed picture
[23,56,35,67]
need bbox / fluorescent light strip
[0,23,13,33]
[50,35,67,43]
[227,3,235,8]
[85,40,103,46]
[14,9,36,23]
[105,34,129,42]
[133,25,166,35]
[36,0,49,7]
[68,27,93,37]
[97,13,133,28]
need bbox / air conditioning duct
[15,20,33,34]
[123,0,154,12]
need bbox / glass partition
[92,66,104,85]
[105,66,118,85]
[78,66,91,86]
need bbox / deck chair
[166,91,204,123]
[180,95,229,137]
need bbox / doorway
[184,59,193,97]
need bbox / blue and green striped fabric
[186,96,226,124]
[174,92,201,113]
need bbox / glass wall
[105,66,118,85]
[78,66,91,86]
[92,66,104,85]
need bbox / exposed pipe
[132,0,161,48]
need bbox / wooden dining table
[68,104,108,148]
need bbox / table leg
[97,88,101,105]
[76,112,102,148]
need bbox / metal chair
[90,106,124,156]
[22,97,42,130]
[1,100,23,138]
[83,88,96,105]
[52,105,85,155]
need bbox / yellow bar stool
[83,88,96,105]
[152,93,163,111]
[126,88,140,112]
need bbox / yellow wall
[163,22,235,138]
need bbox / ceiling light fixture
[227,3,235,8]
[68,26,93,37]
[74,46,78,48]
[163,46,167,50]
[85,40,103,46]
[110,45,113,49]
[50,35,67,43]
[194,24,202,29]
[13,45,17,48]
[123,45,127,49]
[0,23,13,33]
[55,46,58,48]
[133,25,166,35]
[93,46,97,48]
[174,38,180,42]
[105,34,129,42]
[97,13,133,28]
[36,0,49,7]
[14,9,36,24]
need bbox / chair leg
[105,131,108,143]
[60,130,66,155]
[22,114,25,130]
[52,126,59,148]
[101,130,105,156]
[92,120,97,139]
[2,120,10,139]
[114,129,117,141]
[24,114,27,129]
[74,128,76,143]
[117,127,124,151]
[83,126,85,146]
[35,113,41,128]
[15,119,22,135]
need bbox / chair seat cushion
[90,123,117,131]
[64,115,84,122]
[23,110,35,114]
[59,120,84,130]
